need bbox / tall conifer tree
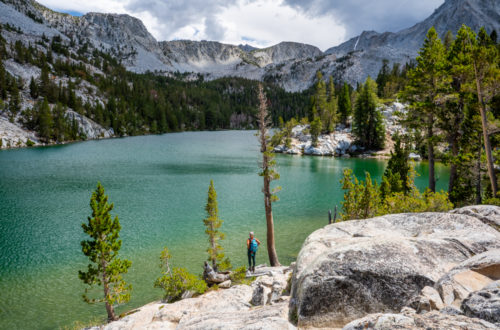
[79,182,132,322]
[203,180,229,271]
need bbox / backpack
[249,238,258,254]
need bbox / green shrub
[229,266,255,286]
[154,267,207,303]
[154,247,207,302]
[340,165,453,220]
[26,139,35,147]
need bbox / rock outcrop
[273,102,406,158]
[433,249,500,310]
[290,208,500,328]
[451,204,500,230]
[95,265,294,330]
[343,308,498,330]
[273,124,357,157]
[461,280,500,325]
[92,207,500,329]
[0,115,40,147]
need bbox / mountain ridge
[0,0,498,90]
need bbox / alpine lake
[0,130,449,329]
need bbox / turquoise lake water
[0,131,449,329]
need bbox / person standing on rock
[247,232,260,272]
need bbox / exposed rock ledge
[92,206,500,329]
[290,205,500,328]
[93,265,295,330]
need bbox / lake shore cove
[96,205,500,329]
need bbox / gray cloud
[204,15,226,40]
[125,0,238,40]
[283,0,444,38]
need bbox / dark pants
[247,249,255,268]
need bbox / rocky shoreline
[95,205,500,329]
[272,102,420,160]
[0,111,113,150]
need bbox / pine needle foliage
[203,180,231,272]
[79,182,132,322]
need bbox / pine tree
[203,180,230,272]
[337,82,352,125]
[79,182,132,322]
[443,30,454,50]
[257,83,280,267]
[8,80,21,120]
[310,116,322,147]
[449,25,499,196]
[313,71,327,117]
[0,54,6,100]
[29,76,38,99]
[37,98,53,143]
[376,59,390,97]
[450,100,483,206]
[402,27,448,192]
[470,27,499,196]
[381,134,410,198]
[325,76,337,132]
[341,169,381,220]
[353,78,385,150]
[52,102,67,141]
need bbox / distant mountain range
[0,0,499,91]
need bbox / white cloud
[284,0,444,38]
[36,0,441,50]
[213,0,346,50]
[37,0,126,15]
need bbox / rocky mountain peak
[0,0,498,91]
[83,12,154,41]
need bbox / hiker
[247,231,261,272]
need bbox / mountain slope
[0,0,499,91]
[324,0,500,83]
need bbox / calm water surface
[0,131,449,329]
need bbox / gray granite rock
[290,208,500,328]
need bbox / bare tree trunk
[257,84,280,267]
[210,222,217,271]
[263,169,279,266]
[427,114,436,192]
[101,260,116,322]
[473,62,498,197]
[476,134,482,204]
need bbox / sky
[36,0,445,50]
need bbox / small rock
[414,286,444,312]
[181,290,194,299]
[440,306,463,316]
[251,283,271,306]
[218,280,232,289]
[461,280,500,324]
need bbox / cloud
[204,15,226,41]
[37,0,126,15]
[125,0,237,41]
[215,0,345,49]
[36,0,444,50]
[283,0,444,38]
